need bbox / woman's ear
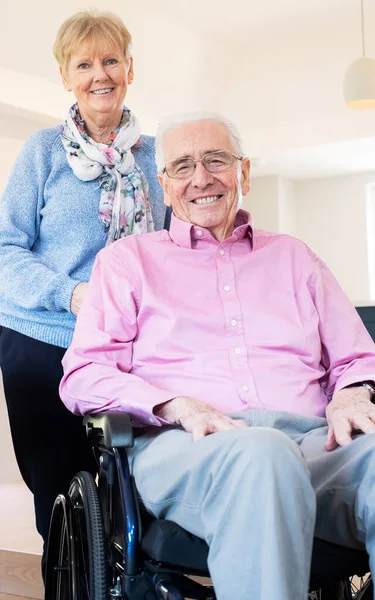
[60,66,72,92]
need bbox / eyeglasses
[162,150,244,179]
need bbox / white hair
[155,111,246,173]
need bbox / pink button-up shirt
[60,210,375,426]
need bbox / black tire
[44,494,76,600]
[68,471,108,600]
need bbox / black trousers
[0,326,97,550]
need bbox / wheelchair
[44,412,373,600]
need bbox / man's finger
[192,422,210,441]
[324,425,338,451]
[328,415,352,447]
[352,414,375,435]
[213,418,239,432]
[192,415,247,441]
[232,419,248,430]
[192,416,233,440]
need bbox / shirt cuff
[122,390,176,427]
[334,375,375,394]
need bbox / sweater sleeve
[0,129,80,312]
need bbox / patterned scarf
[61,104,154,245]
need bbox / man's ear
[241,158,251,196]
[127,57,134,84]
[158,173,172,207]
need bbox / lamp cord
[361,0,366,56]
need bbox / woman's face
[62,40,133,124]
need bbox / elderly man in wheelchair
[47,112,375,600]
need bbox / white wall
[294,173,375,304]
[244,171,375,305]
[244,175,281,232]
[244,175,297,235]
[278,176,296,236]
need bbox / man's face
[159,120,250,242]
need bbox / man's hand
[70,282,89,316]
[154,396,248,441]
[325,385,375,451]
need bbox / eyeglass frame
[161,149,244,179]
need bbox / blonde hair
[53,10,132,72]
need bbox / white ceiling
[251,136,375,179]
[1,0,375,179]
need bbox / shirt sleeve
[59,246,174,425]
[0,130,80,312]
[307,251,375,398]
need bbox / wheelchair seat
[142,518,369,588]
[142,519,209,572]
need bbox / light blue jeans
[130,410,375,600]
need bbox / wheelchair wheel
[68,471,107,600]
[44,494,76,600]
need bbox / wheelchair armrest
[83,411,134,448]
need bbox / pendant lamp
[343,0,375,109]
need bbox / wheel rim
[350,575,373,599]
[56,518,71,599]
[44,495,76,600]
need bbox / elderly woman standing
[0,10,167,561]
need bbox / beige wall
[0,374,21,483]
[0,136,24,193]
[0,137,25,483]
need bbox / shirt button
[219,249,225,256]
[196,229,203,236]
[242,385,249,392]
[148,418,155,424]
[234,347,241,355]
[224,285,231,292]
[230,319,237,327]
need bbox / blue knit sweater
[0,126,167,348]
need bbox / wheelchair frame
[44,412,373,600]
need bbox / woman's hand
[70,282,89,316]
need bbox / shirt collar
[169,209,253,249]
